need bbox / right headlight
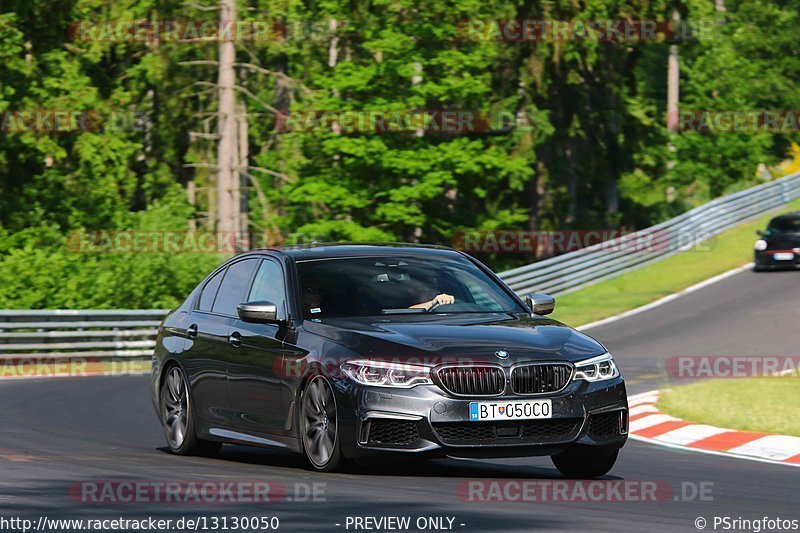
[340,359,433,388]
[574,353,620,382]
[754,239,768,251]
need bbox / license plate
[773,253,794,261]
[469,400,552,421]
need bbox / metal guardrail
[0,309,166,360]
[1,173,798,361]
[498,171,800,296]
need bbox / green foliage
[0,0,799,308]
[0,191,222,308]
[658,377,800,437]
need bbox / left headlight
[574,353,620,382]
[341,360,433,388]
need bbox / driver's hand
[428,293,455,309]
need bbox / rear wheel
[160,365,221,456]
[551,447,619,479]
[300,375,344,472]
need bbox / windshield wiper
[381,308,426,315]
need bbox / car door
[183,267,229,426]
[227,257,291,434]
[186,258,259,427]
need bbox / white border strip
[629,433,800,469]
[576,263,754,331]
[627,389,800,469]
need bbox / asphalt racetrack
[0,269,798,532]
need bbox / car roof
[246,242,463,262]
[769,212,800,223]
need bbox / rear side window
[198,268,225,311]
[212,259,259,316]
[768,217,800,233]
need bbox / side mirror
[237,301,283,324]
[526,293,555,315]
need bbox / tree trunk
[667,45,680,133]
[216,0,238,236]
[237,102,248,245]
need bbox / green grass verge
[657,377,800,437]
[551,198,800,326]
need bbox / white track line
[727,435,800,461]
[652,424,729,446]
[629,413,682,432]
[629,404,659,416]
[629,433,800,468]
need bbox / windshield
[295,255,525,319]
[767,216,800,234]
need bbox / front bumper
[333,376,627,459]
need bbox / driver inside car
[302,277,324,313]
[409,292,455,310]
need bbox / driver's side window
[248,259,286,317]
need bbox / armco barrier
[1,172,799,361]
[0,309,166,361]
[498,171,800,296]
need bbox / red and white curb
[628,391,800,468]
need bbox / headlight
[754,239,768,251]
[574,353,620,382]
[341,360,433,388]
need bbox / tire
[160,365,221,456]
[299,375,345,472]
[551,447,619,479]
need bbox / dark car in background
[754,213,800,271]
[151,244,628,478]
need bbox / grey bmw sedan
[151,244,628,477]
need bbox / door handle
[187,324,198,338]
[228,331,242,347]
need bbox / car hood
[302,313,606,364]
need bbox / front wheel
[551,447,619,479]
[300,375,345,472]
[160,365,221,456]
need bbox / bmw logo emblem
[495,350,509,359]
